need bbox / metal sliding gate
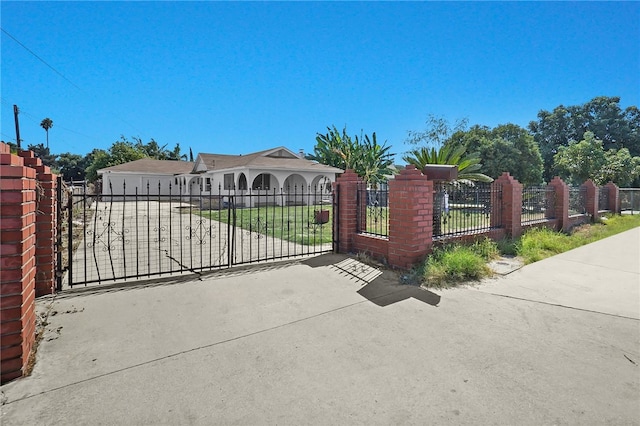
[57,178,337,288]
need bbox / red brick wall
[388,166,433,269]
[0,142,58,384]
[605,182,619,213]
[548,177,570,231]
[1,143,37,384]
[353,234,389,261]
[334,170,615,271]
[333,170,363,254]
[581,180,598,219]
[18,151,57,297]
[493,173,523,237]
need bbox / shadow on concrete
[312,255,441,308]
[57,252,440,308]
[56,258,306,299]
[357,276,441,307]
[300,253,349,268]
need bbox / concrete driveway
[2,228,639,425]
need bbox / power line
[1,131,16,142]
[2,98,97,145]
[1,27,82,91]
[0,27,141,139]
[1,28,142,135]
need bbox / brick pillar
[0,143,37,384]
[548,177,569,231]
[581,179,598,220]
[333,170,364,254]
[492,173,523,237]
[387,166,433,269]
[18,151,57,296]
[605,182,619,213]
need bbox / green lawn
[197,205,333,245]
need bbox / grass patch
[198,205,333,245]
[517,214,640,264]
[420,214,639,288]
[422,238,498,288]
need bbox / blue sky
[2,1,639,160]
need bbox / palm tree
[403,144,492,184]
[308,125,395,185]
[355,132,395,187]
[40,118,53,149]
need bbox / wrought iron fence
[568,187,587,216]
[521,186,555,224]
[598,186,610,211]
[433,182,502,239]
[356,184,389,237]
[59,180,335,287]
[620,188,640,214]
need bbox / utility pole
[13,104,21,149]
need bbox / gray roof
[196,147,343,173]
[98,158,195,175]
[98,147,343,176]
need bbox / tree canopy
[553,131,640,186]
[529,96,640,181]
[404,116,493,184]
[447,123,543,186]
[84,137,186,182]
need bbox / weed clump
[422,238,498,288]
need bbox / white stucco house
[98,147,343,207]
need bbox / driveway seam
[480,291,640,321]
[552,257,640,275]
[2,287,411,406]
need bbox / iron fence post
[55,176,63,292]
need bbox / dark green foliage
[529,96,640,182]
[403,143,493,183]
[447,123,543,185]
[308,125,395,185]
[84,136,187,182]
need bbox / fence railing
[356,184,389,237]
[522,186,555,224]
[619,188,640,214]
[433,182,502,239]
[598,186,610,212]
[62,181,335,287]
[568,187,587,216]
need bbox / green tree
[550,131,640,186]
[308,125,395,184]
[40,118,53,150]
[403,144,492,184]
[529,96,640,181]
[85,138,147,182]
[57,152,90,181]
[601,148,640,187]
[448,123,543,185]
[553,132,606,185]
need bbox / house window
[238,173,247,190]
[252,173,271,190]
[223,173,234,190]
[205,178,211,192]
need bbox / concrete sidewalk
[1,229,639,425]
